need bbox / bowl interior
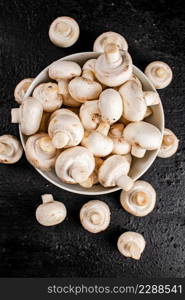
[21,52,164,195]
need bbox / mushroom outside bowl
[20,52,164,195]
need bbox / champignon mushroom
[49,16,80,48]
[36,194,67,226]
[95,43,132,87]
[55,146,95,184]
[144,61,173,89]
[124,121,162,158]
[80,200,110,233]
[158,128,179,158]
[48,108,84,149]
[79,100,101,131]
[129,73,142,89]
[109,123,131,155]
[120,180,156,216]
[82,59,97,81]
[14,78,34,104]
[11,96,43,135]
[119,80,147,122]
[0,135,23,164]
[80,157,103,188]
[93,31,128,53]
[117,232,146,260]
[33,82,63,112]
[25,133,59,171]
[143,91,160,106]
[98,154,133,191]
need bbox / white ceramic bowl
[20,52,164,195]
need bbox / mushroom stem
[0,142,6,153]
[131,191,148,206]
[126,241,141,260]
[105,43,122,65]
[70,165,89,183]
[116,175,133,191]
[131,145,146,158]
[96,121,110,136]
[90,213,101,225]
[39,136,55,153]
[52,132,70,149]
[58,79,68,95]
[11,108,20,123]
[41,194,54,204]
[82,69,95,81]
[163,135,174,146]
[156,67,165,77]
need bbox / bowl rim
[20,51,164,195]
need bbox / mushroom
[36,194,67,226]
[82,59,97,81]
[109,123,131,155]
[49,16,80,48]
[33,82,63,112]
[79,100,101,131]
[98,154,133,191]
[80,157,103,188]
[80,200,110,233]
[95,43,132,87]
[48,108,84,149]
[25,133,59,171]
[55,146,95,184]
[124,121,162,158]
[158,128,179,158]
[11,96,43,135]
[120,180,156,216]
[117,232,146,260]
[119,80,147,122]
[143,91,160,106]
[68,70,102,103]
[144,61,173,89]
[129,73,142,89]
[0,135,23,164]
[93,31,128,53]
[14,78,34,104]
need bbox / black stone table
[0,0,185,278]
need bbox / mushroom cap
[14,78,34,104]
[80,100,101,131]
[158,128,179,158]
[82,131,113,157]
[49,60,81,80]
[98,154,131,187]
[109,124,131,155]
[117,232,146,260]
[129,73,142,89]
[68,76,102,103]
[82,59,96,72]
[95,44,132,87]
[33,82,63,112]
[0,135,23,164]
[48,109,84,148]
[55,146,95,184]
[93,31,128,52]
[144,61,173,89]
[143,91,160,106]
[98,89,123,124]
[36,195,67,226]
[80,200,110,233]
[25,133,59,171]
[120,180,156,216]
[124,121,162,150]
[119,80,147,122]
[49,16,80,48]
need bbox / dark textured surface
[0,0,185,278]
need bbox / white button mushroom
[98,154,133,191]
[95,43,132,87]
[14,78,34,104]
[36,194,67,226]
[82,59,97,81]
[109,123,131,155]
[79,100,101,131]
[49,16,80,48]
[33,82,63,112]
[129,73,142,89]
[48,108,84,149]
[93,31,128,53]
[80,200,110,233]
[144,61,173,89]
[11,96,43,135]
[158,128,179,158]
[55,146,95,185]
[143,91,160,106]
[80,157,103,188]
[119,80,147,122]
[124,121,162,158]
[117,232,146,260]
[25,133,59,171]
[120,180,156,216]
[0,135,23,164]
